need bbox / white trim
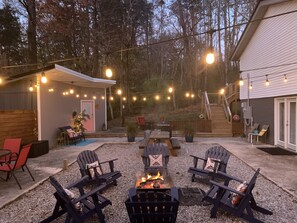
[104,88,107,130]
[55,64,115,85]
[37,82,42,140]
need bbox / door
[81,100,95,132]
[275,97,297,151]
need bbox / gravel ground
[0,141,296,223]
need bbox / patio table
[148,130,177,156]
[0,149,12,163]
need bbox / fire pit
[135,171,173,189]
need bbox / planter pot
[185,135,194,143]
[28,140,49,158]
[127,136,136,142]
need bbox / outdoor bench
[58,126,85,145]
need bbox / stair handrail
[221,93,232,122]
[203,91,212,120]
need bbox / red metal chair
[0,138,22,163]
[0,143,35,189]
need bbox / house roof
[4,64,116,88]
[231,0,289,61]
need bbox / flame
[141,171,164,183]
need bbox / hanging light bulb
[249,81,253,90]
[106,68,113,78]
[284,74,288,83]
[239,77,244,86]
[41,71,47,83]
[29,80,34,92]
[265,75,270,86]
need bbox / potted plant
[184,125,195,143]
[126,122,138,142]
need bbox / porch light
[41,71,47,84]
[284,74,288,83]
[265,75,270,86]
[106,68,112,78]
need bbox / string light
[143,97,147,101]
[265,75,270,86]
[76,94,80,98]
[239,77,244,86]
[284,74,288,83]
[29,80,34,92]
[41,71,47,83]
[249,81,253,90]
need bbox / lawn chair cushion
[149,154,163,167]
[66,129,78,138]
[204,158,220,172]
[231,181,248,206]
[86,161,103,179]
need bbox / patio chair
[0,138,22,163]
[188,145,230,182]
[40,176,112,223]
[142,143,170,175]
[249,125,269,144]
[203,168,272,222]
[77,150,121,189]
[0,143,34,189]
[136,116,153,130]
[247,123,259,142]
[125,187,180,223]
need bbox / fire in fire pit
[136,171,168,189]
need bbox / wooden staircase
[210,104,232,137]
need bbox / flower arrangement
[72,110,90,133]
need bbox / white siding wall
[240,1,297,100]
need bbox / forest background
[0,0,258,119]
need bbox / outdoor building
[0,64,116,148]
[232,0,297,152]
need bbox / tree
[0,4,23,65]
[19,0,37,64]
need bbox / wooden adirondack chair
[142,143,170,175]
[125,187,180,223]
[40,176,112,223]
[203,168,273,223]
[188,145,230,182]
[77,150,121,188]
